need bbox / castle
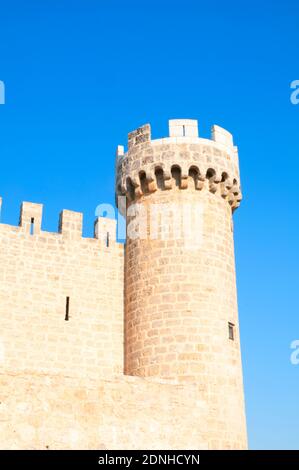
[0,119,247,449]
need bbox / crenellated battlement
[116,119,242,211]
[0,116,247,450]
[0,199,124,383]
[0,199,119,247]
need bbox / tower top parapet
[116,119,242,211]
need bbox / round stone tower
[116,119,247,449]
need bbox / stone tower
[116,119,247,449]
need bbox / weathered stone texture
[0,119,247,450]
[119,120,247,449]
[0,372,214,450]
[0,209,124,379]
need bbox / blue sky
[0,0,299,449]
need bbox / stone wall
[0,202,124,379]
[117,119,247,449]
[0,371,212,450]
[0,118,248,450]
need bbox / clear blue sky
[0,0,298,450]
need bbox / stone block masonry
[0,118,247,449]
[0,203,124,379]
[117,119,247,449]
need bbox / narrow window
[182,125,186,136]
[228,322,235,340]
[65,296,70,321]
[30,217,35,235]
[106,232,110,248]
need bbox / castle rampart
[0,201,124,379]
[0,118,247,450]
